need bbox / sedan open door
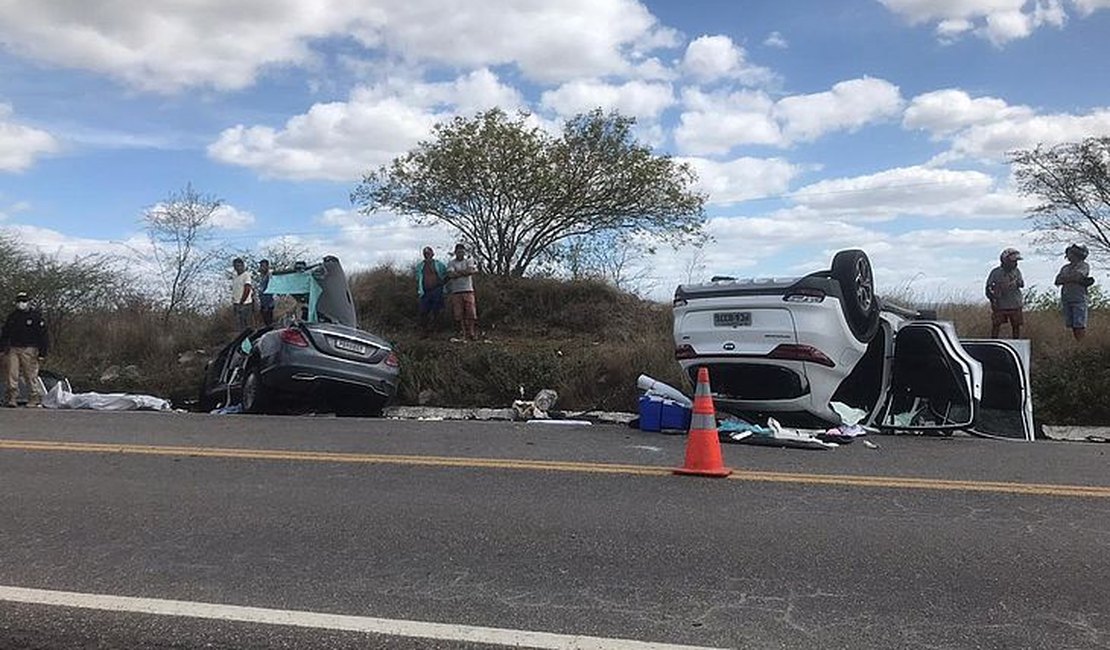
[877,322,982,432]
[962,339,1036,441]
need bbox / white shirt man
[231,258,253,331]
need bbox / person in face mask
[1,291,49,407]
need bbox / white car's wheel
[832,249,880,343]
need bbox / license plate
[333,338,369,354]
[713,311,751,327]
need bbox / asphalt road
[1,410,1109,649]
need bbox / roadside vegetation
[4,238,1104,425]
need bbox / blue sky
[1,0,1109,300]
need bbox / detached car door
[961,339,1035,441]
[878,322,982,432]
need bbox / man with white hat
[1,291,49,407]
[985,248,1025,338]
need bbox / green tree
[351,108,706,276]
[1011,136,1110,261]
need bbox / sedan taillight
[279,327,309,348]
[384,352,400,368]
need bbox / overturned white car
[673,250,1035,441]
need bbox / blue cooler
[639,395,691,433]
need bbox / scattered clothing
[818,423,868,444]
[720,417,837,449]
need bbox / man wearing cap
[1,291,49,408]
[985,248,1025,338]
[446,243,479,341]
[1055,244,1094,341]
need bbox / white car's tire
[832,249,880,343]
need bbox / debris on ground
[830,401,868,426]
[526,419,592,426]
[636,374,693,408]
[513,389,560,420]
[721,417,837,450]
[818,423,868,444]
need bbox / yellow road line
[3,438,1109,498]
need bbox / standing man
[1,291,49,408]
[231,257,254,331]
[415,247,447,336]
[257,259,274,328]
[985,248,1025,338]
[1055,244,1093,341]
[446,243,479,341]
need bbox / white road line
[0,585,724,650]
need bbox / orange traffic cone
[674,366,732,478]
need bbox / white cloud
[789,166,1031,220]
[774,77,904,143]
[877,0,1079,45]
[540,80,675,120]
[903,89,1110,162]
[674,89,781,154]
[1073,0,1110,15]
[209,69,524,181]
[0,0,678,92]
[763,31,789,48]
[680,35,774,85]
[210,205,256,231]
[943,109,1110,161]
[674,78,903,155]
[679,156,802,205]
[1,223,141,259]
[274,208,456,270]
[0,104,58,172]
[903,89,1033,135]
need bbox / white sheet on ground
[43,382,171,411]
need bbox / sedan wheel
[242,367,269,414]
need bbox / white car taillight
[767,343,835,367]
